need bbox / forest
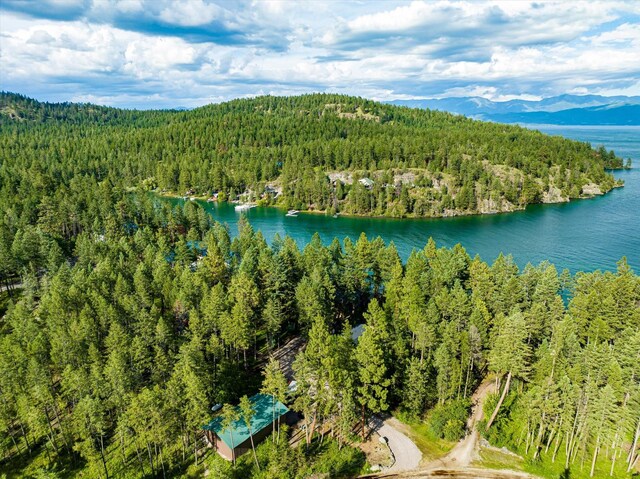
[0,192,638,478]
[0,91,626,221]
[0,92,638,479]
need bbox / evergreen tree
[355,300,390,438]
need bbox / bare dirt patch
[359,433,394,470]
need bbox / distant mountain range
[388,94,640,125]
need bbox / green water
[163,126,640,273]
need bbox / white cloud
[0,17,202,81]
[595,79,640,97]
[113,0,144,14]
[328,0,619,49]
[0,1,638,107]
[588,22,640,46]
[27,30,55,44]
[158,0,223,27]
[438,85,542,102]
[124,37,199,75]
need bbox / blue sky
[1,0,639,108]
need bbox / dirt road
[365,466,536,478]
[362,378,540,479]
[424,378,497,470]
[367,379,494,475]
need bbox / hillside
[0,92,625,223]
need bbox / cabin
[359,177,374,189]
[203,393,289,461]
[262,185,280,199]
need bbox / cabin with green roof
[203,393,289,461]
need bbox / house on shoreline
[203,393,289,461]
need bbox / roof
[359,177,374,187]
[351,323,365,342]
[203,393,288,449]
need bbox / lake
[164,125,640,273]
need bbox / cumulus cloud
[26,30,55,44]
[0,0,638,107]
[158,0,222,27]
[323,1,618,51]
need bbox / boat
[286,209,299,217]
[235,204,255,212]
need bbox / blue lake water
[166,125,640,273]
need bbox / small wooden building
[203,393,289,461]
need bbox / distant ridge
[486,104,640,126]
[388,94,640,125]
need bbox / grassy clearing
[391,411,455,462]
[474,446,525,472]
[474,439,635,479]
[520,448,635,479]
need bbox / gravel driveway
[370,416,422,472]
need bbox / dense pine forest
[0,197,639,478]
[0,92,638,479]
[0,92,625,221]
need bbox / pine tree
[355,299,390,438]
[221,403,240,466]
[239,395,260,469]
[403,357,429,418]
[261,358,287,441]
[486,311,531,430]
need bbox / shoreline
[152,181,623,221]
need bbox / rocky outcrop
[581,183,603,196]
[477,198,518,215]
[542,186,569,203]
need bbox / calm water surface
[167,126,640,273]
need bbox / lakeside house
[203,393,289,461]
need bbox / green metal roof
[203,393,288,449]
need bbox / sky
[1,0,639,108]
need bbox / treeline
[0,191,638,478]
[0,92,624,223]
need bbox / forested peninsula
[0,92,625,220]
